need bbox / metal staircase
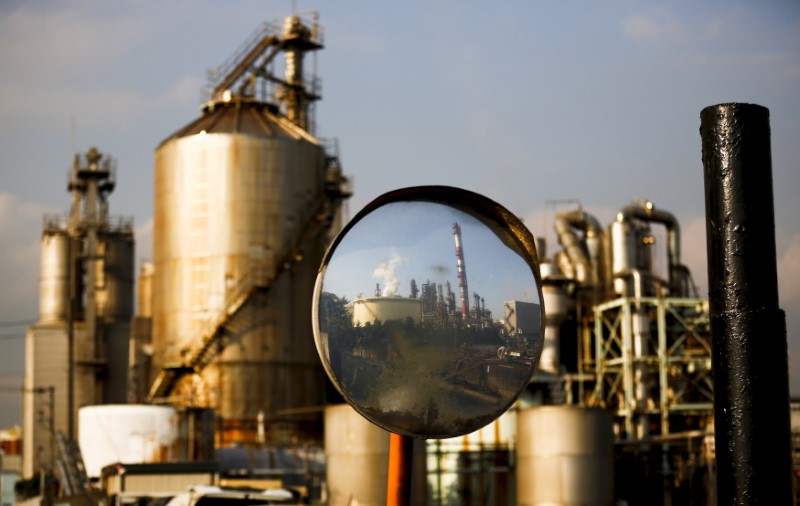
[54,431,101,503]
[145,275,265,402]
[147,13,348,405]
[203,16,323,105]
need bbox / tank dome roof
[158,100,317,148]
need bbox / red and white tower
[453,222,470,319]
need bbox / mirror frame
[312,185,545,438]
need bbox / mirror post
[386,433,414,506]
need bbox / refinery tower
[138,13,351,445]
[23,148,135,477]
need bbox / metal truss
[587,296,712,439]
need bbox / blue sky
[0,0,798,427]
[320,201,540,319]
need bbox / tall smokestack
[453,223,470,319]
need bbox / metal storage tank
[350,296,423,326]
[324,404,390,506]
[138,262,154,318]
[98,231,135,322]
[79,404,179,478]
[517,406,614,506]
[610,218,653,296]
[38,229,71,323]
[151,99,337,442]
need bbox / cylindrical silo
[324,404,389,506]
[99,231,135,323]
[39,230,71,323]
[517,406,614,506]
[137,262,154,318]
[152,100,336,443]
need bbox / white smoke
[372,252,404,296]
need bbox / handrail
[205,21,280,95]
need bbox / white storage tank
[517,406,614,506]
[350,296,423,326]
[324,404,390,506]
[78,405,179,478]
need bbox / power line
[0,319,36,328]
[0,332,77,341]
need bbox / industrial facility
[442,200,712,504]
[19,12,352,504]
[23,147,135,479]
[317,198,715,504]
[9,9,796,506]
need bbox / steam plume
[373,253,404,296]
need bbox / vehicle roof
[164,485,299,506]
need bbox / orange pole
[386,433,414,506]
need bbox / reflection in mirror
[314,188,543,438]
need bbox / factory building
[22,148,134,478]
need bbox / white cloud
[704,9,743,39]
[135,216,154,265]
[0,193,54,321]
[0,74,204,133]
[622,10,685,45]
[778,233,800,310]
[0,2,153,77]
[776,233,800,394]
[0,2,202,131]
[326,19,386,56]
[681,216,709,296]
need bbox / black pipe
[700,103,792,504]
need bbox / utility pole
[30,387,55,466]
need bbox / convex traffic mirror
[313,186,544,438]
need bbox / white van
[163,485,301,506]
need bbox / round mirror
[313,186,544,438]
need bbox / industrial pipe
[539,264,569,374]
[700,103,792,504]
[616,269,650,439]
[617,202,686,296]
[553,211,595,285]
